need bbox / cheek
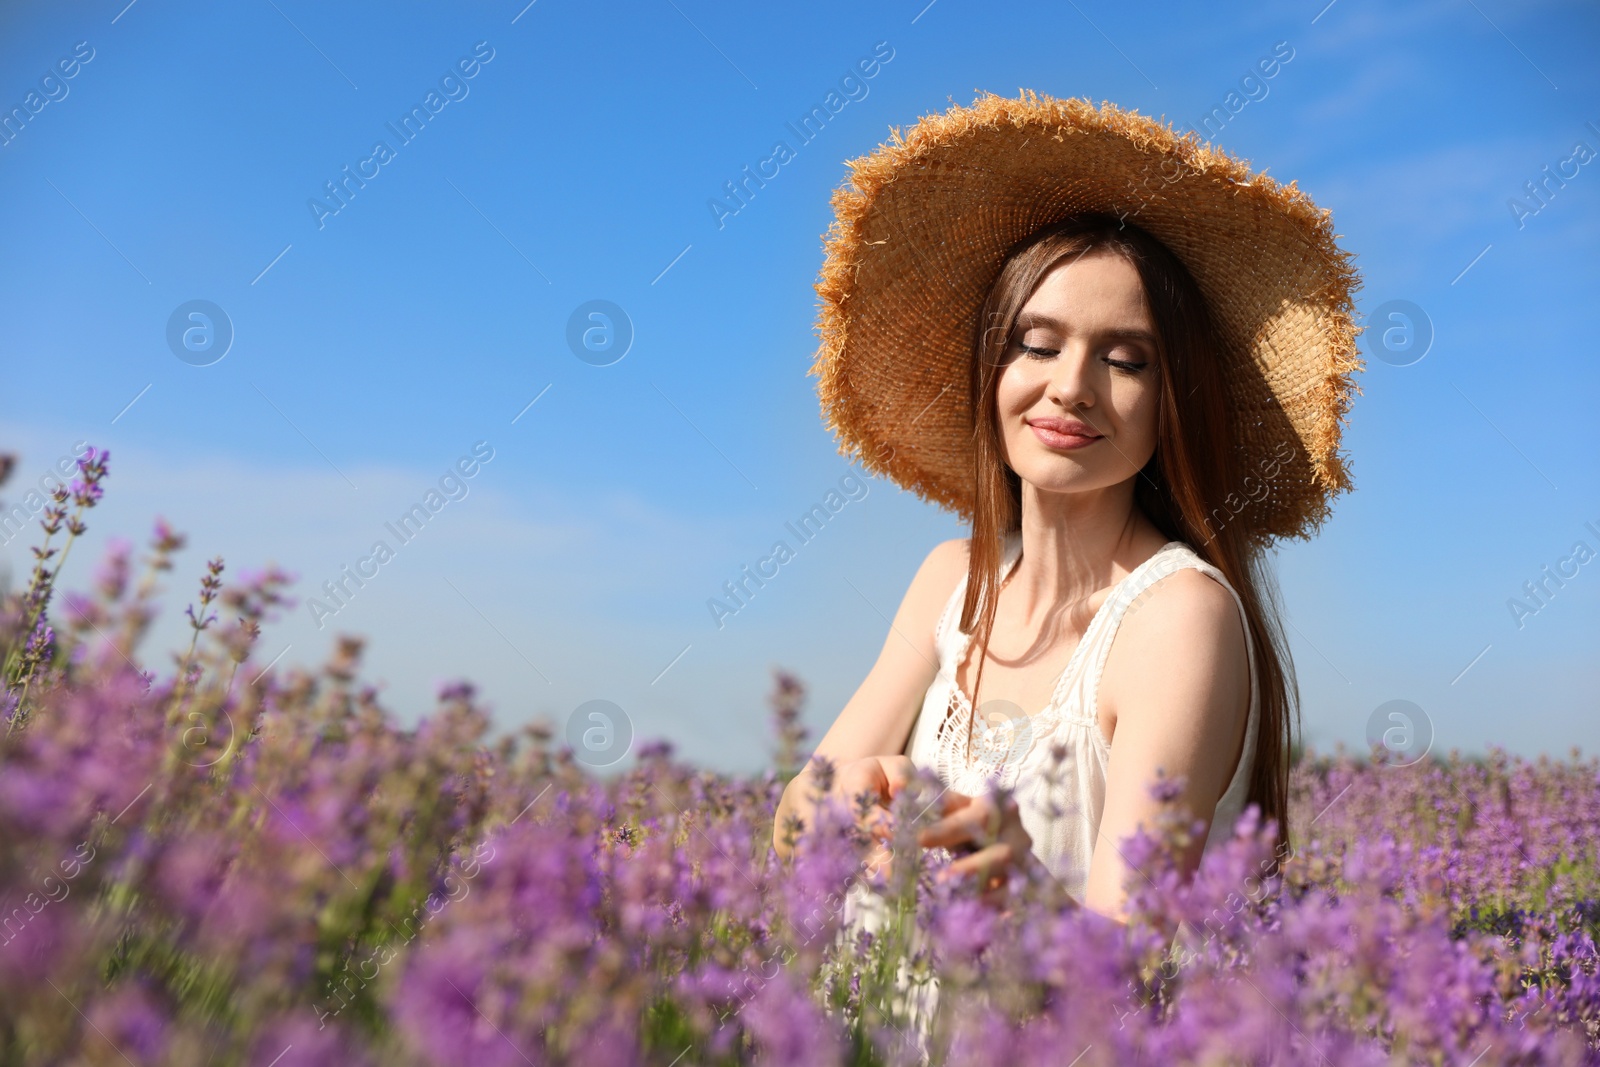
[1122,381,1163,441]
[993,361,1036,415]
[994,367,1039,429]
[992,369,1030,460]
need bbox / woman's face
[994,248,1164,498]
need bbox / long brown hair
[959,212,1299,856]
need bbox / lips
[1027,416,1102,450]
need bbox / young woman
[773,91,1362,928]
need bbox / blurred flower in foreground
[0,447,1595,1065]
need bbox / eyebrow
[1013,313,1158,345]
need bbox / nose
[1042,342,1099,419]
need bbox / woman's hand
[917,787,1036,907]
[774,755,915,863]
[830,755,916,875]
[832,755,916,833]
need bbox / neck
[1006,479,1165,623]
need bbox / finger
[943,843,1013,880]
[917,808,987,849]
[1000,824,1033,855]
[930,787,975,818]
[842,786,890,820]
[861,805,896,840]
[919,793,1002,847]
[837,763,887,801]
[880,756,917,797]
[841,756,888,787]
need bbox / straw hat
[809,89,1364,546]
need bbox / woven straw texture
[809,89,1365,546]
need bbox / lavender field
[2,450,1598,1066]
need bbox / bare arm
[1082,569,1252,924]
[771,537,970,857]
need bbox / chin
[1012,465,1097,496]
[1012,456,1133,498]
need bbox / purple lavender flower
[0,448,1595,1062]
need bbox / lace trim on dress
[930,685,1040,793]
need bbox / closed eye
[1011,335,1152,374]
[1018,342,1149,373]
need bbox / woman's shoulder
[919,537,972,581]
[1123,542,1245,632]
[1109,544,1251,698]
[892,538,972,646]
[1094,543,1254,783]
[910,537,972,611]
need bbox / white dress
[910,528,1261,901]
[837,530,1261,1042]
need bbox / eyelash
[1016,342,1150,373]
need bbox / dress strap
[1041,541,1182,712]
[1077,543,1258,726]
[932,572,967,655]
[933,533,1023,660]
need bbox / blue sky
[1,0,1596,772]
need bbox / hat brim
[810,89,1364,546]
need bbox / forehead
[1014,249,1152,331]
